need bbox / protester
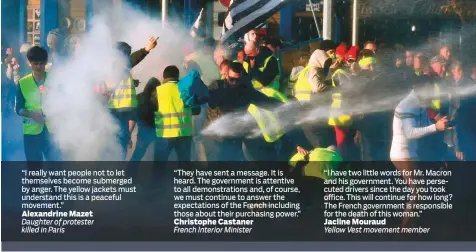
[184,37,220,162]
[129,77,160,162]
[243,41,280,90]
[236,49,245,63]
[294,49,332,102]
[390,75,450,228]
[154,66,200,161]
[414,53,430,76]
[105,37,157,160]
[244,29,259,44]
[363,41,377,53]
[444,61,473,161]
[206,62,282,161]
[350,49,393,161]
[288,55,309,97]
[15,46,56,162]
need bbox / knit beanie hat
[345,46,360,62]
[335,43,348,57]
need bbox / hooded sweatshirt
[306,50,332,93]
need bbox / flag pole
[308,0,322,38]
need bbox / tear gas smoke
[42,2,202,161]
[203,25,476,139]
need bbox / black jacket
[244,46,279,87]
[350,71,394,161]
[205,78,282,128]
[129,48,149,70]
[136,77,160,128]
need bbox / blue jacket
[178,69,209,108]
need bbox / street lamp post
[162,0,168,28]
[352,0,359,46]
[322,0,333,40]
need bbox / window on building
[27,0,41,45]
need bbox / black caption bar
[2,161,476,241]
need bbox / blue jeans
[128,122,156,179]
[23,128,57,162]
[154,136,192,161]
[192,104,208,161]
[130,122,156,161]
[110,109,135,160]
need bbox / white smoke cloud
[42,2,200,161]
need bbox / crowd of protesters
[4,30,476,165]
[4,27,476,232]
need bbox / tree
[441,0,465,24]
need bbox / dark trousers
[130,123,156,161]
[216,138,245,161]
[111,109,135,160]
[242,138,278,161]
[128,122,156,179]
[23,128,55,163]
[154,136,192,161]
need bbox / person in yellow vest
[289,146,343,181]
[107,38,157,160]
[294,49,333,103]
[205,62,283,161]
[329,48,356,160]
[293,49,337,155]
[154,66,201,161]
[439,45,452,76]
[15,46,56,161]
[429,55,448,113]
[413,53,430,76]
[263,37,284,92]
[288,55,309,98]
[243,41,280,91]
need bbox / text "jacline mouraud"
[324,218,386,225]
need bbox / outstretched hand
[145,36,158,52]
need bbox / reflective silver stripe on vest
[156,124,193,129]
[113,94,133,99]
[155,111,193,118]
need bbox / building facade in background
[2,0,476,58]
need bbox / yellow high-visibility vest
[19,74,45,135]
[294,65,314,102]
[259,87,288,103]
[243,55,280,91]
[248,105,283,143]
[247,87,287,143]
[289,148,343,180]
[107,75,138,109]
[431,83,441,111]
[155,81,193,138]
[329,69,352,126]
